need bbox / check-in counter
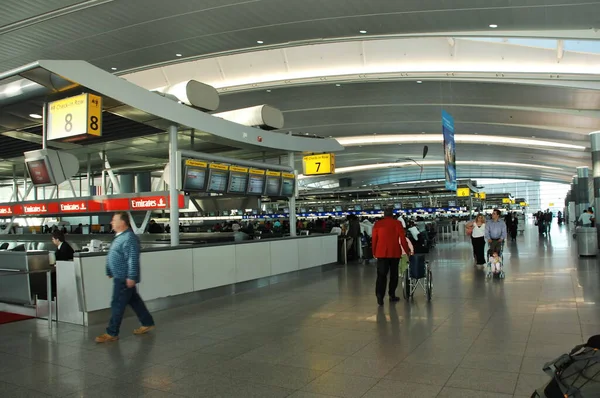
[62,234,338,325]
[0,251,52,305]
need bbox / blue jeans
[107,278,154,337]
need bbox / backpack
[532,335,600,397]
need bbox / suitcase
[531,335,600,397]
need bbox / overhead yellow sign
[478,192,486,200]
[47,93,102,140]
[282,172,295,179]
[266,170,281,177]
[249,168,265,175]
[520,202,528,207]
[185,160,207,168]
[456,188,470,197]
[209,163,229,171]
[229,166,249,173]
[549,202,555,207]
[303,153,335,175]
[502,198,511,204]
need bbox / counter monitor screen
[335,206,342,212]
[448,200,456,207]
[207,169,229,193]
[227,172,248,194]
[280,177,295,197]
[26,158,54,185]
[182,165,207,191]
[373,204,382,210]
[300,207,307,213]
[247,173,266,195]
[265,175,281,196]
[354,205,362,211]
[394,203,401,209]
[284,207,289,213]
[317,206,324,212]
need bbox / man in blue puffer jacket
[95,212,155,343]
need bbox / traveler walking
[509,212,519,241]
[484,209,507,255]
[544,209,553,233]
[95,212,155,343]
[372,208,412,306]
[467,214,486,266]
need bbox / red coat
[372,217,411,259]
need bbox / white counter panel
[193,245,236,290]
[322,235,338,264]
[138,250,194,301]
[270,240,299,275]
[297,237,320,269]
[79,256,112,312]
[235,242,271,282]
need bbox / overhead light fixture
[416,81,423,83]
[175,53,182,57]
[29,113,42,119]
[335,84,341,87]
[359,30,367,34]
[257,40,264,44]
[489,24,498,28]
[266,89,271,92]
[111,67,117,71]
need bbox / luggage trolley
[401,255,433,301]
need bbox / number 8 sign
[46,93,102,141]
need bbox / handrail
[0,267,55,329]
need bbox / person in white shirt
[579,208,594,227]
[467,214,486,266]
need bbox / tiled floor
[0,222,598,397]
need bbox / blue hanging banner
[442,110,457,191]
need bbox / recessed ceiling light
[359,30,367,34]
[335,84,341,87]
[175,53,182,57]
[416,80,423,83]
[29,113,42,119]
[266,89,271,92]
[111,67,117,71]
[257,40,264,44]
[489,24,498,28]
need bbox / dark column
[577,167,590,215]
[136,172,152,193]
[120,173,135,194]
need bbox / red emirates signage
[0,193,186,217]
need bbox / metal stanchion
[46,269,52,330]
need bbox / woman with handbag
[467,214,486,266]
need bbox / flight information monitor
[354,205,362,211]
[280,172,295,197]
[247,168,266,195]
[227,166,249,194]
[182,160,208,192]
[265,171,282,196]
[373,204,382,210]
[207,164,229,193]
[26,157,54,186]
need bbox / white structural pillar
[288,152,297,237]
[169,125,179,246]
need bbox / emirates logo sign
[131,197,166,209]
[0,207,12,214]
[24,205,47,213]
[60,202,87,212]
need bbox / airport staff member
[372,207,412,306]
[484,209,507,255]
[95,212,155,343]
[51,231,74,261]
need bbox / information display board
[207,164,230,193]
[182,160,208,192]
[247,168,266,195]
[265,171,282,196]
[456,187,470,197]
[280,172,295,197]
[302,153,335,175]
[227,166,249,194]
[47,93,102,141]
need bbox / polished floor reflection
[0,222,598,397]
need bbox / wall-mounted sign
[303,153,335,175]
[456,187,470,197]
[47,93,102,141]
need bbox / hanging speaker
[423,145,429,159]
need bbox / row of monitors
[296,201,458,212]
[183,161,295,197]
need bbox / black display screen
[227,172,248,194]
[265,175,281,196]
[247,173,265,195]
[280,177,295,197]
[26,159,53,185]
[182,165,207,191]
[207,169,229,192]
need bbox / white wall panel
[235,242,271,282]
[138,250,194,301]
[193,245,236,290]
[270,239,299,275]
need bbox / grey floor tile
[519,356,554,376]
[279,351,348,371]
[524,342,571,358]
[513,373,549,396]
[302,371,379,398]
[29,370,114,397]
[127,364,196,390]
[329,356,400,378]
[362,379,441,398]
[162,351,229,370]
[287,392,339,398]
[446,367,519,394]
[384,362,456,386]
[437,386,513,397]
[460,352,524,373]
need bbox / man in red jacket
[372,208,412,305]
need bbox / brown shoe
[95,333,118,343]
[133,325,155,335]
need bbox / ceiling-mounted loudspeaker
[423,145,428,159]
